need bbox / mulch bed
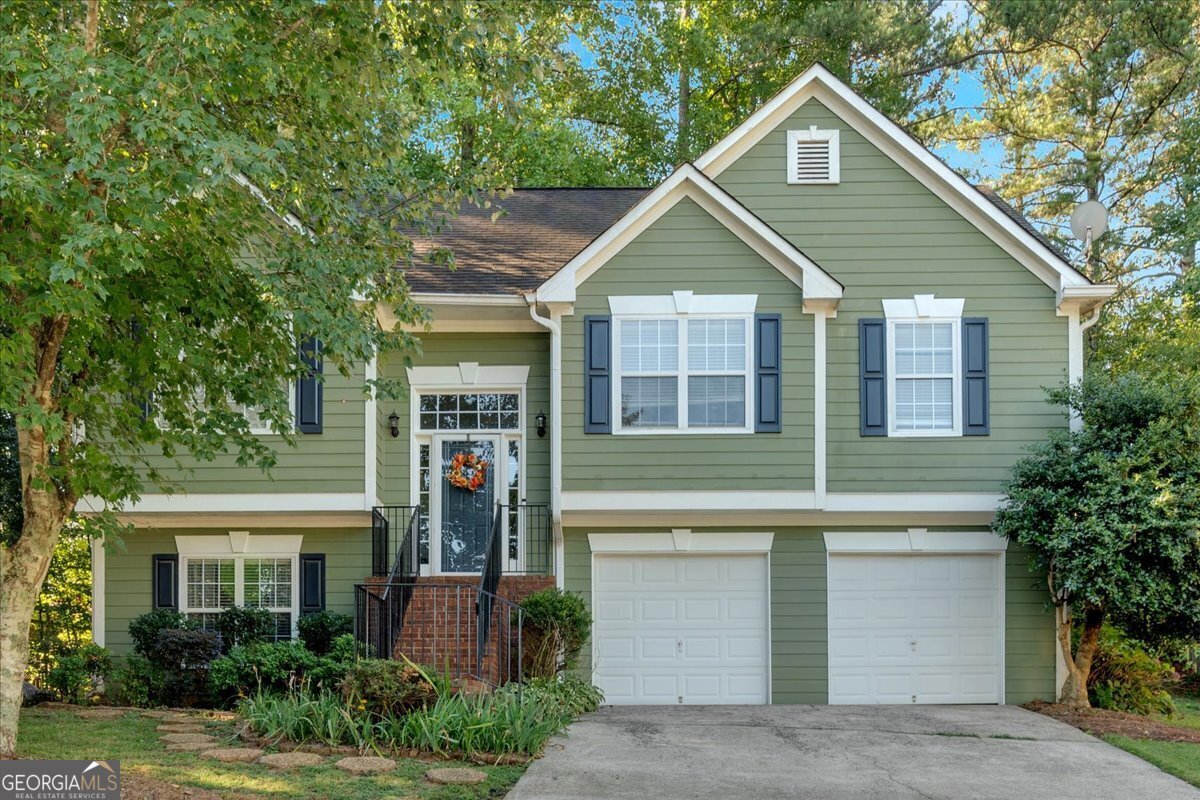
[1026,700,1200,743]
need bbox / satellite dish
[1070,200,1108,244]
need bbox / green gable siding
[713,100,1069,494]
[378,333,551,507]
[564,527,1054,705]
[562,198,815,492]
[103,527,370,654]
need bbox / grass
[1159,695,1200,731]
[1104,735,1200,788]
[16,706,525,800]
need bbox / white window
[890,320,958,434]
[615,315,752,433]
[181,554,298,639]
[786,126,840,184]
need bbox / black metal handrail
[371,505,418,577]
[382,506,421,600]
[476,505,506,666]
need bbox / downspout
[526,295,565,587]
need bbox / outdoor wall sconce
[536,410,548,438]
[388,411,400,438]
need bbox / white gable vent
[786,126,840,185]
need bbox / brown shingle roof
[404,188,650,295]
[974,186,1071,262]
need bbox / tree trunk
[1057,604,1104,708]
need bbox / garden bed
[1026,700,1200,743]
[237,730,533,766]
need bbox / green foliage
[45,644,111,704]
[110,655,165,709]
[341,659,438,719]
[1089,626,1176,716]
[208,636,354,704]
[153,629,221,707]
[297,611,353,656]
[127,610,196,659]
[519,589,592,678]
[214,606,275,653]
[521,675,604,716]
[993,373,1200,644]
[26,524,94,684]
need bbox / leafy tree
[993,374,1200,707]
[26,524,93,685]
[0,0,550,754]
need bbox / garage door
[593,553,769,705]
[828,553,1002,704]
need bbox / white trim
[693,64,1098,300]
[814,307,827,507]
[882,294,965,319]
[562,490,1002,515]
[411,292,527,306]
[365,353,379,508]
[79,493,368,514]
[90,538,105,647]
[174,532,304,556]
[607,293,758,316]
[822,529,1008,553]
[886,315,963,438]
[588,530,775,554]
[786,127,840,184]
[536,164,843,305]
[405,364,530,389]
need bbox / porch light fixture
[536,410,547,438]
[388,411,400,439]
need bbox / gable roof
[535,164,843,305]
[404,188,649,295]
[693,63,1113,303]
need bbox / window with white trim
[182,555,297,639]
[888,318,961,436]
[616,315,752,432]
[786,126,840,184]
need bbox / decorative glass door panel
[437,438,497,573]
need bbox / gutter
[525,294,566,586]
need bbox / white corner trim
[588,530,774,554]
[78,493,369,515]
[822,529,1008,553]
[786,127,840,184]
[174,532,304,557]
[536,164,842,305]
[607,293,758,316]
[405,364,529,389]
[91,538,105,647]
[882,294,965,319]
[814,307,827,507]
[365,352,379,509]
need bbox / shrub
[46,644,112,704]
[342,659,437,718]
[522,675,604,716]
[1089,625,1176,715]
[128,609,195,658]
[155,628,221,706]
[215,606,275,652]
[519,588,592,678]
[297,611,353,655]
[111,654,165,708]
[209,635,357,703]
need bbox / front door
[433,436,499,574]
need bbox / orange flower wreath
[445,452,489,492]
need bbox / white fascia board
[77,493,369,514]
[536,164,842,306]
[693,63,1096,296]
[411,292,527,306]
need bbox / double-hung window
[888,318,961,436]
[616,315,752,432]
[182,555,298,639]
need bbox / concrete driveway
[508,705,1198,800]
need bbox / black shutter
[299,554,326,615]
[295,336,323,434]
[860,318,887,436]
[754,314,782,433]
[962,318,990,436]
[152,554,178,610]
[584,316,612,434]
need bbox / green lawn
[17,707,525,800]
[1104,735,1200,788]
[1160,695,1200,731]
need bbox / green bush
[342,659,438,718]
[1089,625,1177,715]
[127,609,195,658]
[46,644,112,704]
[111,654,166,708]
[522,675,604,716]
[155,628,221,706]
[297,611,353,656]
[519,588,592,678]
[208,635,357,703]
[215,606,275,652]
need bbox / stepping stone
[426,767,487,786]
[166,741,217,752]
[201,748,264,763]
[258,752,324,769]
[157,724,207,733]
[161,733,216,745]
[334,756,396,775]
[147,712,194,723]
[75,707,128,720]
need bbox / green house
[88,64,1115,706]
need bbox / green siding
[564,527,1055,705]
[378,333,551,507]
[562,198,815,492]
[103,527,370,654]
[713,99,1069,493]
[136,364,368,495]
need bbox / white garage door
[593,553,769,705]
[828,553,1002,704]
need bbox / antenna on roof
[1070,200,1108,257]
